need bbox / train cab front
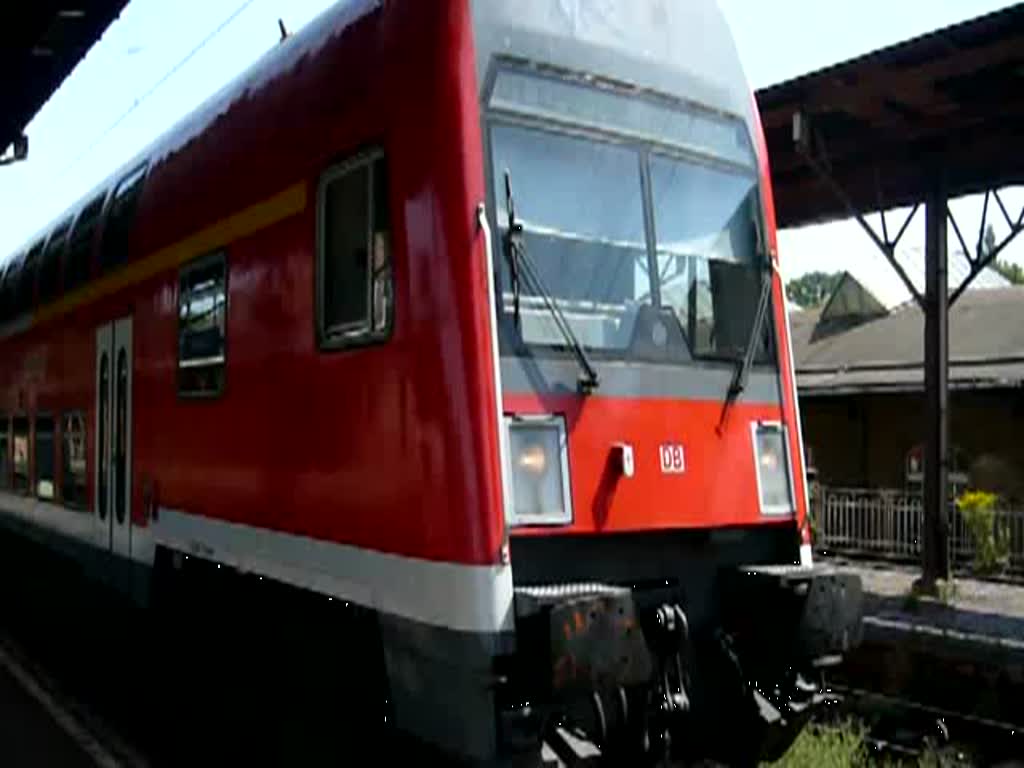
[476,38,864,768]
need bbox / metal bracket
[948,188,1024,305]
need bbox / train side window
[178,251,227,397]
[0,414,9,490]
[15,240,44,316]
[35,415,56,501]
[0,263,12,324]
[62,412,88,510]
[65,193,107,293]
[100,163,148,273]
[317,150,393,348]
[38,218,72,305]
[12,417,29,495]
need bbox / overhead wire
[1,0,268,266]
[52,0,262,183]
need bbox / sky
[1,0,1022,297]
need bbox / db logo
[659,443,686,474]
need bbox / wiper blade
[719,267,773,427]
[504,170,600,394]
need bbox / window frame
[33,413,57,502]
[99,162,149,274]
[61,411,89,511]
[14,240,45,317]
[0,414,9,490]
[38,218,72,306]
[65,192,107,294]
[177,250,229,399]
[485,115,775,366]
[11,415,30,496]
[315,148,394,351]
[481,61,778,372]
[0,263,13,324]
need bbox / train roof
[471,0,754,126]
[2,0,755,273]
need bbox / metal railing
[812,485,1024,574]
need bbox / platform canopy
[757,2,1024,230]
[1,1,129,159]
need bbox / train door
[94,316,133,558]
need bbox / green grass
[766,720,870,768]
[765,720,954,768]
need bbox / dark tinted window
[100,164,147,273]
[38,220,71,305]
[62,412,88,509]
[98,355,109,520]
[0,415,9,489]
[35,415,56,500]
[318,151,393,347]
[14,241,44,316]
[115,350,127,524]
[178,252,227,397]
[65,194,106,293]
[1,262,22,323]
[0,264,13,323]
[12,417,29,494]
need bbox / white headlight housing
[752,422,795,515]
[506,415,573,526]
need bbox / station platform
[0,659,95,768]
[827,556,1024,726]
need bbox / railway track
[5,612,1024,768]
[0,630,148,768]
[828,684,1024,766]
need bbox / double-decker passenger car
[0,0,861,763]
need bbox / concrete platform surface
[0,662,95,768]
[841,558,1024,620]
[830,557,1024,676]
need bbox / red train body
[0,1,861,762]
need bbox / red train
[0,0,862,763]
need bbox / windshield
[493,124,649,353]
[491,119,772,365]
[487,68,774,366]
[649,153,770,361]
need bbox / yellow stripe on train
[33,182,308,327]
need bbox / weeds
[766,720,953,767]
[766,720,868,768]
[956,491,1009,575]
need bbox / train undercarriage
[0,520,862,766]
[499,531,864,766]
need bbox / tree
[992,260,1024,285]
[984,223,997,257]
[785,271,843,308]
[975,224,1024,284]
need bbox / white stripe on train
[0,491,514,635]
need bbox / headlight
[753,422,794,514]
[506,416,572,526]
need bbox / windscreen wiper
[504,170,600,394]
[719,265,773,429]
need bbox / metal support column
[921,174,950,587]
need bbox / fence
[812,485,1024,574]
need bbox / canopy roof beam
[948,190,1024,305]
[794,110,924,309]
[793,108,954,591]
